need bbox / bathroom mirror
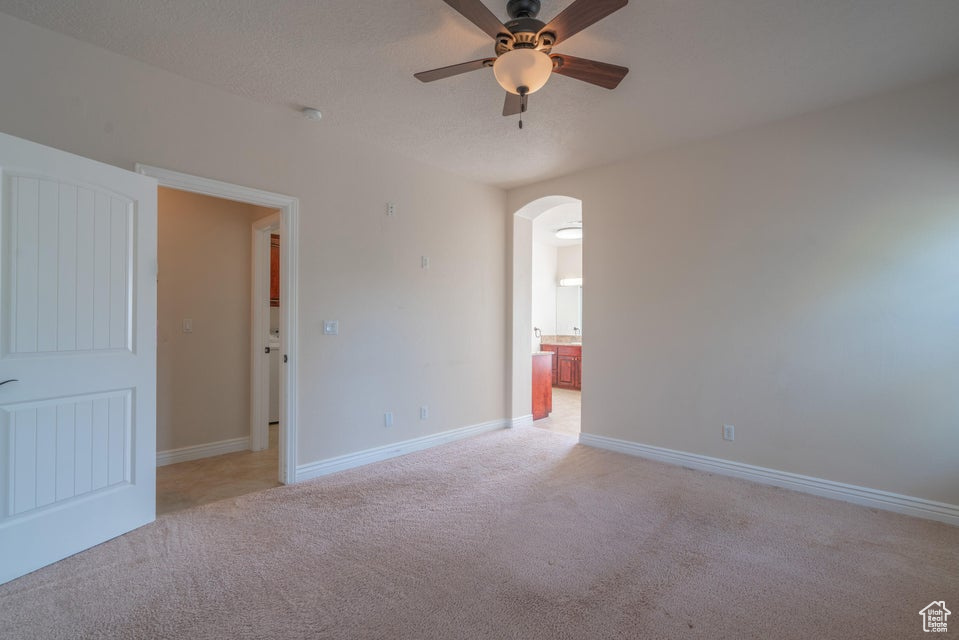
[555,286,582,337]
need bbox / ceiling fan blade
[503,92,524,116]
[442,0,510,40]
[539,0,628,46]
[414,58,495,83]
[550,54,629,89]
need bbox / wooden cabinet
[270,234,280,307]
[539,344,559,385]
[532,352,553,420]
[558,355,576,387]
[540,344,581,390]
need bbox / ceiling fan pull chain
[519,87,529,129]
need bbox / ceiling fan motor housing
[506,0,541,19]
[499,0,553,55]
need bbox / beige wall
[0,14,507,466]
[509,217,533,419]
[509,74,959,505]
[157,187,276,451]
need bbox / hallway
[157,425,281,515]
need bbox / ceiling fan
[415,0,629,127]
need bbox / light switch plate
[182,318,193,333]
[323,320,338,335]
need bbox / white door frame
[135,164,299,485]
[251,212,279,452]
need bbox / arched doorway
[510,196,583,434]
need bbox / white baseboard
[579,433,959,526]
[295,419,508,483]
[510,414,534,428]
[157,436,250,467]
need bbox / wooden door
[558,356,576,387]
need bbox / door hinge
[283,354,288,363]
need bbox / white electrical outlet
[723,424,735,441]
[182,318,193,333]
[384,412,393,428]
[323,320,338,335]
[421,256,431,269]
[420,405,429,420]
[387,202,396,216]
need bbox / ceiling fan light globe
[493,49,553,95]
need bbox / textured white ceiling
[533,203,582,247]
[1,1,958,188]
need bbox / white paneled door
[0,132,157,584]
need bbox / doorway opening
[137,165,299,512]
[252,212,281,454]
[512,196,583,436]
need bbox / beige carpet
[1,427,956,639]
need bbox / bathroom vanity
[539,342,581,390]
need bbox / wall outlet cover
[323,320,338,335]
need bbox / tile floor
[533,387,581,435]
[156,424,281,515]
